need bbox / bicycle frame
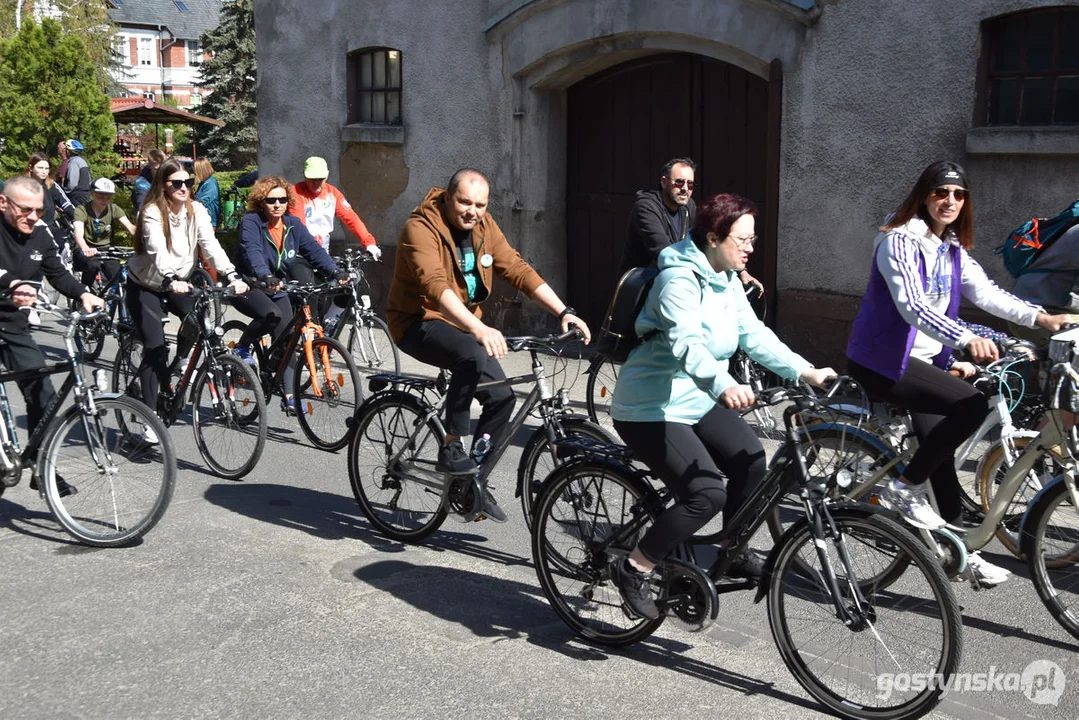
[252,290,334,401]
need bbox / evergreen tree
[0,17,115,177]
[197,0,257,169]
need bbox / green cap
[303,156,329,179]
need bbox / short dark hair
[661,157,696,178]
[692,193,757,250]
[446,168,488,195]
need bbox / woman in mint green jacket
[609,193,835,621]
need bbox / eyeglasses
[167,178,195,190]
[263,197,288,205]
[727,234,757,249]
[930,187,968,202]
[4,197,44,217]
[670,178,695,190]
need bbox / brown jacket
[387,187,544,341]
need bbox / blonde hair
[193,158,215,185]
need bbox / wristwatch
[558,306,577,321]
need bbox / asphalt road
[1,316,1076,719]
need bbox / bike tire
[293,335,361,451]
[531,459,665,647]
[1021,478,1079,640]
[40,395,176,547]
[76,317,108,362]
[348,391,448,542]
[191,353,268,480]
[767,510,963,720]
[584,356,619,435]
[517,416,616,529]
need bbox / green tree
[197,0,257,169]
[0,17,115,178]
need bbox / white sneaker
[139,424,160,445]
[879,479,948,530]
[967,552,1010,587]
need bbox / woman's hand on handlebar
[1037,311,1079,334]
[561,313,591,344]
[949,360,977,379]
[800,367,838,389]
[722,384,756,410]
[965,336,999,363]
[169,280,193,294]
[229,277,249,295]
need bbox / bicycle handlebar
[505,328,584,352]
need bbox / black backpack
[594,266,660,363]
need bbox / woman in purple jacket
[845,160,1073,586]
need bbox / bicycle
[0,297,176,547]
[324,247,401,386]
[530,381,962,720]
[72,246,136,362]
[111,278,268,479]
[221,279,361,451]
[348,329,615,541]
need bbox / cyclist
[619,157,763,292]
[236,176,349,416]
[62,140,91,207]
[387,168,590,522]
[72,178,137,288]
[126,159,250,442]
[845,160,1075,585]
[26,152,74,229]
[289,156,381,258]
[609,192,834,619]
[0,176,104,496]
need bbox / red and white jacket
[289,180,376,251]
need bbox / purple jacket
[847,242,962,381]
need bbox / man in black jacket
[619,157,762,292]
[0,177,103,496]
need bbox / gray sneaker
[879,480,947,530]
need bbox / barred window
[981,7,1079,125]
[347,48,402,125]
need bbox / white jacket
[127,202,236,290]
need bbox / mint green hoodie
[611,237,811,424]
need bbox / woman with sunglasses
[126,159,251,438]
[846,160,1074,585]
[237,176,346,415]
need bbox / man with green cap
[290,156,381,258]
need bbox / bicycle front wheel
[293,335,361,451]
[584,356,618,435]
[192,354,268,480]
[341,312,400,390]
[531,460,665,646]
[1022,478,1079,640]
[76,316,108,362]
[767,510,962,720]
[517,416,616,529]
[41,396,176,547]
[348,391,447,542]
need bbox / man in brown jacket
[388,168,590,521]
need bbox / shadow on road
[352,558,822,713]
[0,495,106,549]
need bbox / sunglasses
[670,178,695,190]
[168,178,195,190]
[930,187,968,202]
[263,197,288,205]
[4,197,44,216]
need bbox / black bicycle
[112,278,268,479]
[531,380,962,720]
[73,246,136,362]
[0,297,176,546]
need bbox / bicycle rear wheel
[584,356,619,436]
[341,312,400,393]
[348,391,448,542]
[41,396,176,547]
[767,510,962,720]
[517,416,616,529]
[1022,479,1079,640]
[531,460,665,646]
[192,354,267,480]
[293,335,361,451]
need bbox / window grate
[348,48,402,126]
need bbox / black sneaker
[726,548,765,580]
[476,487,507,523]
[29,474,78,498]
[437,440,478,475]
[610,558,659,620]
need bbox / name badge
[479,253,493,268]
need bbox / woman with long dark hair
[846,160,1074,585]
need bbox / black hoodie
[619,189,697,274]
[0,217,87,332]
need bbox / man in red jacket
[289,156,381,258]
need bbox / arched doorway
[565,52,780,326]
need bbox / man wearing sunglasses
[619,158,763,293]
[73,177,137,288]
[0,177,104,498]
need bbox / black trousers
[73,250,121,289]
[126,281,198,410]
[396,319,515,447]
[0,327,56,456]
[230,289,295,391]
[848,358,988,525]
[614,404,766,564]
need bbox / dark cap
[932,167,967,190]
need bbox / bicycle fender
[1016,472,1076,544]
[767,422,897,467]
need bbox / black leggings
[396,319,515,447]
[614,404,766,564]
[848,358,988,525]
[126,280,198,410]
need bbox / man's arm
[330,186,376,247]
[627,199,673,266]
